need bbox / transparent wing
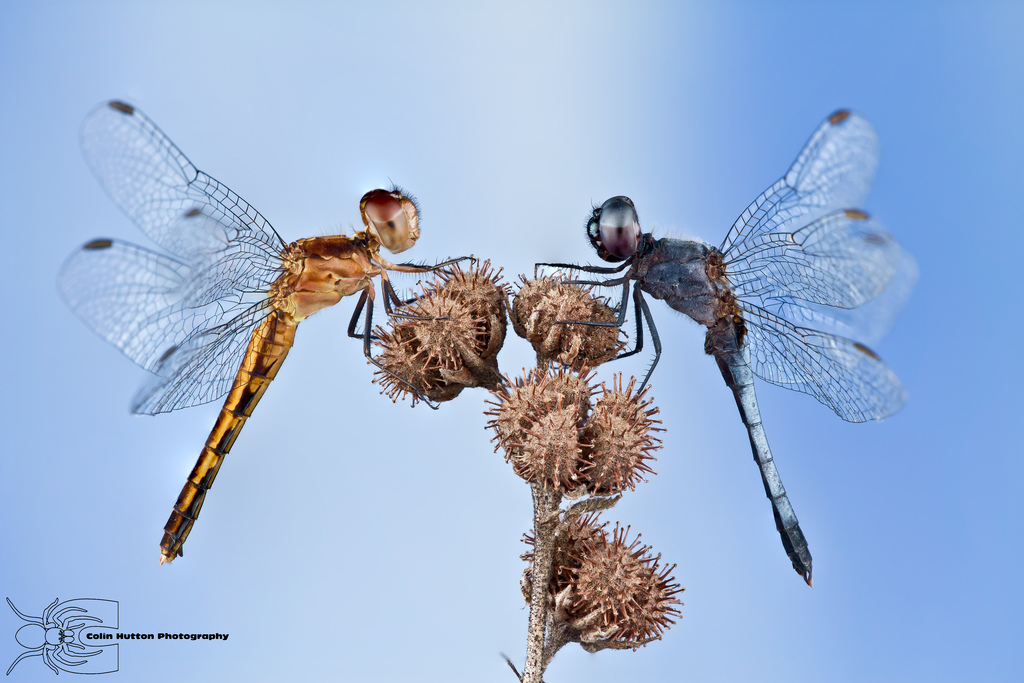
[777,248,917,347]
[739,302,906,423]
[58,239,279,383]
[720,111,878,256]
[80,101,286,260]
[131,303,275,414]
[63,101,288,414]
[725,208,903,309]
[60,239,191,371]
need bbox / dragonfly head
[587,196,641,262]
[360,188,420,254]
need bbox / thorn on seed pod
[373,259,509,404]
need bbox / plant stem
[523,483,562,683]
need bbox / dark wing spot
[84,239,113,250]
[108,101,135,115]
[158,345,178,364]
[844,209,869,220]
[853,342,880,361]
[864,233,889,246]
[184,207,202,218]
[829,110,851,125]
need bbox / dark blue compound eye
[588,196,640,262]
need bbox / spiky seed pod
[511,276,623,368]
[521,516,683,646]
[520,513,607,605]
[373,290,477,403]
[485,367,590,456]
[535,365,596,423]
[485,378,539,457]
[427,260,510,363]
[580,375,663,495]
[373,260,508,404]
[485,367,599,490]
[566,523,683,645]
[509,275,556,339]
[512,402,587,489]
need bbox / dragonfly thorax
[273,236,379,321]
[634,237,723,328]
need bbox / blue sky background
[2,2,1022,681]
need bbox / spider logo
[6,597,119,675]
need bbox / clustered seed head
[522,515,683,648]
[486,368,661,495]
[511,275,623,369]
[374,260,509,404]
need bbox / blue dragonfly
[542,111,913,585]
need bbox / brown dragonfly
[59,101,466,564]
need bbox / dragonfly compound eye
[360,189,420,253]
[588,196,640,262]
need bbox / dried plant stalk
[377,259,683,680]
[489,364,679,680]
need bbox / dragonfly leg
[358,287,440,409]
[379,275,446,321]
[346,290,382,342]
[411,254,475,271]
[609,284,644,362]
[566,274,633,328]
[536,261,634,328]
[537,260,631,276]
[563,273,631,287]
[628,288,661,391]
[552,275,632,329]
[361,290,375,358]
[543,273,661,389]
[382,254,474,275]
[375,255,474,320]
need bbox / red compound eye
[360,189,417,253]
[361,190,403,225]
